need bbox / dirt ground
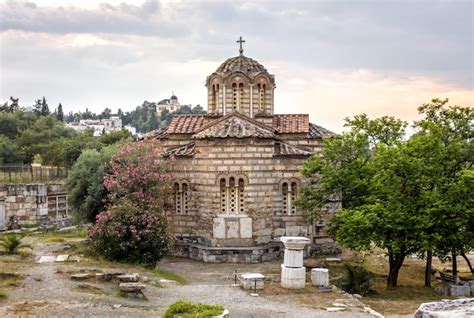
[0,239,374,318]
[1,234,471,318]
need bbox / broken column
[280,236,310,289]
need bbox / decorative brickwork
[144,51,339,262]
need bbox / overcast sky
[0,0,472,131]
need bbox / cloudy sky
[0,0,472,131]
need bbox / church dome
[214,55,270,78]
[170,94,178,100]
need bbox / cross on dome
[237,36,245,55]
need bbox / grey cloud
[1,0,186,37]
[0,0,472,111]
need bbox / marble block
[241,273,265,290]
[311,268,329,287]
[284,249,303,268]
[281,265,306,289]
[280,236,310,250]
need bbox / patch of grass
[33,227,88,243]
[0,272,25,290]
[164,300,224,318]
[42,237,66,243]
[0,289,7,299]
[149,267,187,285]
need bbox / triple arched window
[281,180,298,214]
[232,83,244,112]
[219,176,245,214]
[174,181,189,214]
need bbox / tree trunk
[387,250,405,288]
[424,249,433,287]
[461,252,473,273]
[452,251,457,278]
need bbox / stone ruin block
[448,284,471,297]
[311,268,329,287]
[240,273,265,290]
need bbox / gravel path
[0,243,374,317]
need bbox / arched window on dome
[258,83,266,112]
[212,84,219,113]
[238,83,244,112]
[232,83,238,112]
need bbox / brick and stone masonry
[143,47,340,262]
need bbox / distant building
[157,93,191,112]
[124,125,138,136]
[66,116,122,136]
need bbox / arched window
[282,182,288,214]
[219,176,245,214]
[174,181,190,214]
[174,182,181,214]
[238,178,245,214]
[212,84,219,113]
[232,83,238,112]
[281,181,298,214]
[238,83,244,111]
[220,178,226,213]
[258,83,266,112]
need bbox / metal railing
[0,164,68,183]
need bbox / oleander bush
[88,139,174,268]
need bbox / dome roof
[214,55,269,78]
[170,94,177,100]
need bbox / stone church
[146,41,337,262]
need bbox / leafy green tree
[0,135,24,164]
[98,129,133,146]
[65,146,116,223]
[412,99,474,283]
[16,116,76,164]
[299,115,417,288]
[100,107,112,119]
[299,102,472,288]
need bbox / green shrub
[88,203,173,268]
[0,234,32,255]
[66,146,116,223]
[164,300,224,318]
[337,264,372,296]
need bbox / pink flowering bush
[88,139,174,268]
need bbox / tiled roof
[193,112,275,139]
[274,142,312,157]
[163,142,195,157]
[167,115,206,134]
[309,123,335,138]
[144,113,335,140]
[141,127,168,140]
[273,114,309,133]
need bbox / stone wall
[0,183,70,229]
[165,136,337,252]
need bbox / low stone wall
[0,183,70,229]
[171,241,283,263]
